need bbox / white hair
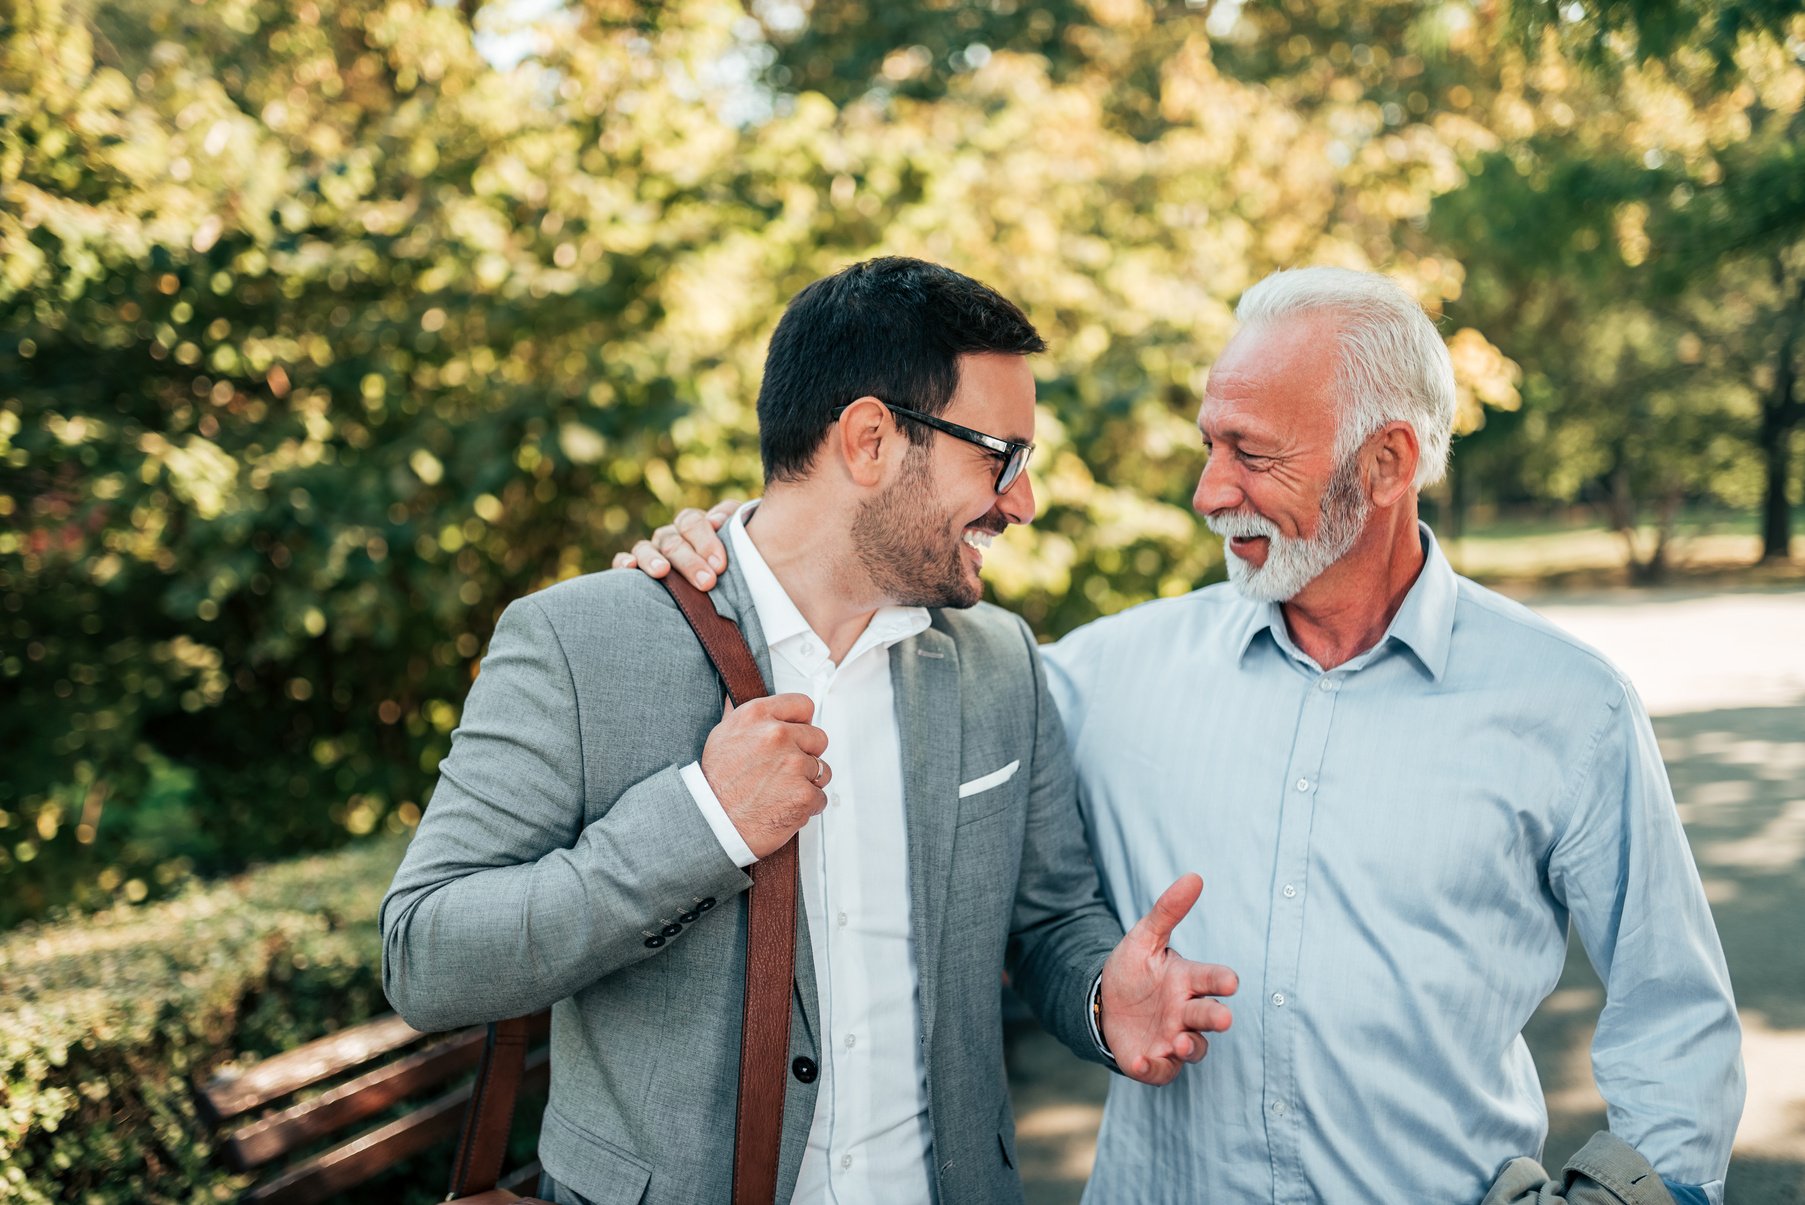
[1234,267,1457,489]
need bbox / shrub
[0,838,406,1203]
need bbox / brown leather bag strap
[660,574,798,1205]
[731,837,799,1204]
[661,573,769,707]
[448,1015,533,1197]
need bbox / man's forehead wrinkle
[1199,395,1282,445]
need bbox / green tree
[1425,14,1802,571]
[1,0,811,921]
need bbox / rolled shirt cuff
[680,760,757,869]
[1661,1180,1714,1205]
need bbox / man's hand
[613,499,743,589]
[1099,873,1238,1085]
[703,692,830,859]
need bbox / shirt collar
[1233,521,1456,682]
[727,503,930,667]
[1384,522,1456,682]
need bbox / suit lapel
[708,565,819,1051]
[891,621,962,1046]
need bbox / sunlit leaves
[5,0,1790,927]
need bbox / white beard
[1205,457,1371,603]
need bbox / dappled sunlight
[1017,1101,1107,1143]
[1698,797,1805,873]
[1016,1102,1106,1183]
[1736,1012,1805,1158]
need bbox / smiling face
[1194,312,1373,603]
[851,353,1037,609]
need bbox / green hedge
[0,838,408,1204]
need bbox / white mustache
[1204,511,1280,541]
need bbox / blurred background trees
[2,0,1801,924]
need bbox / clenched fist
[701,692,831,859]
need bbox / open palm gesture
[1098,873,1238,1085]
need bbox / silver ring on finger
[812,757,825,786]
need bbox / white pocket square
[957,760,1021,798]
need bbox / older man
[628,266,1743,1203]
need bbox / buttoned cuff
[1086,972,1116,1064]
[680,761,757,868]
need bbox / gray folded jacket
[1482,1132,1676,1205]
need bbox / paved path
[1005,585,1805,1203]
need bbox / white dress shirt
[681,505,936,1204]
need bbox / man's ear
[1366,421,1420,508]
[832,396,901,488]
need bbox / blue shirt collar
[1232,522,1456,682]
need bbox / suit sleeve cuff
[1087,972,1117,1064]
[680,761,757,868]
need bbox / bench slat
[224,1028,488,1170]
[245,1047,551,1205]
[499,1159,544,1194]
[199,1014,429,1123]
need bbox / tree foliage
[1,0,1798,923]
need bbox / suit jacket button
[678,910,699,923]
[698,898,717,911]
[661,924,682,937]
[791,1056,817,1084]
[644,936,665,949]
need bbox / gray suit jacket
[380,564,1123,1204]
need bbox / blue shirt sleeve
[1546,679,1743,1203]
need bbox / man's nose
[1192,450,1240,516]
[998,468,1036,526]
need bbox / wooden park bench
[195,1010,552,1204]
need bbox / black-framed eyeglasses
[831,400,1034,495]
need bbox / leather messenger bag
[446,573,799,1205]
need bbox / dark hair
[756,256,1046,484]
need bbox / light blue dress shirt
[1044,525,1743,1205]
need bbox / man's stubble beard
[1206,448,1372,603]
[851,445,986,610]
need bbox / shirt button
[1271,992,1286,1007]
[1319,677,1336,692]
[1282,884,1297,898]
[844,1033,857,1049]
[836,911,848,928]
[840,1154,853,1170]
[828,791,840,807]
[801,640,817,657]
[1295,777,1310,792]
[1271,1100,1286,1115]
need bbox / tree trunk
[1759,263,1804,562]
[1761,417,1793,561]
[1606,462,1648,578]
[1636,487,1683,585]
